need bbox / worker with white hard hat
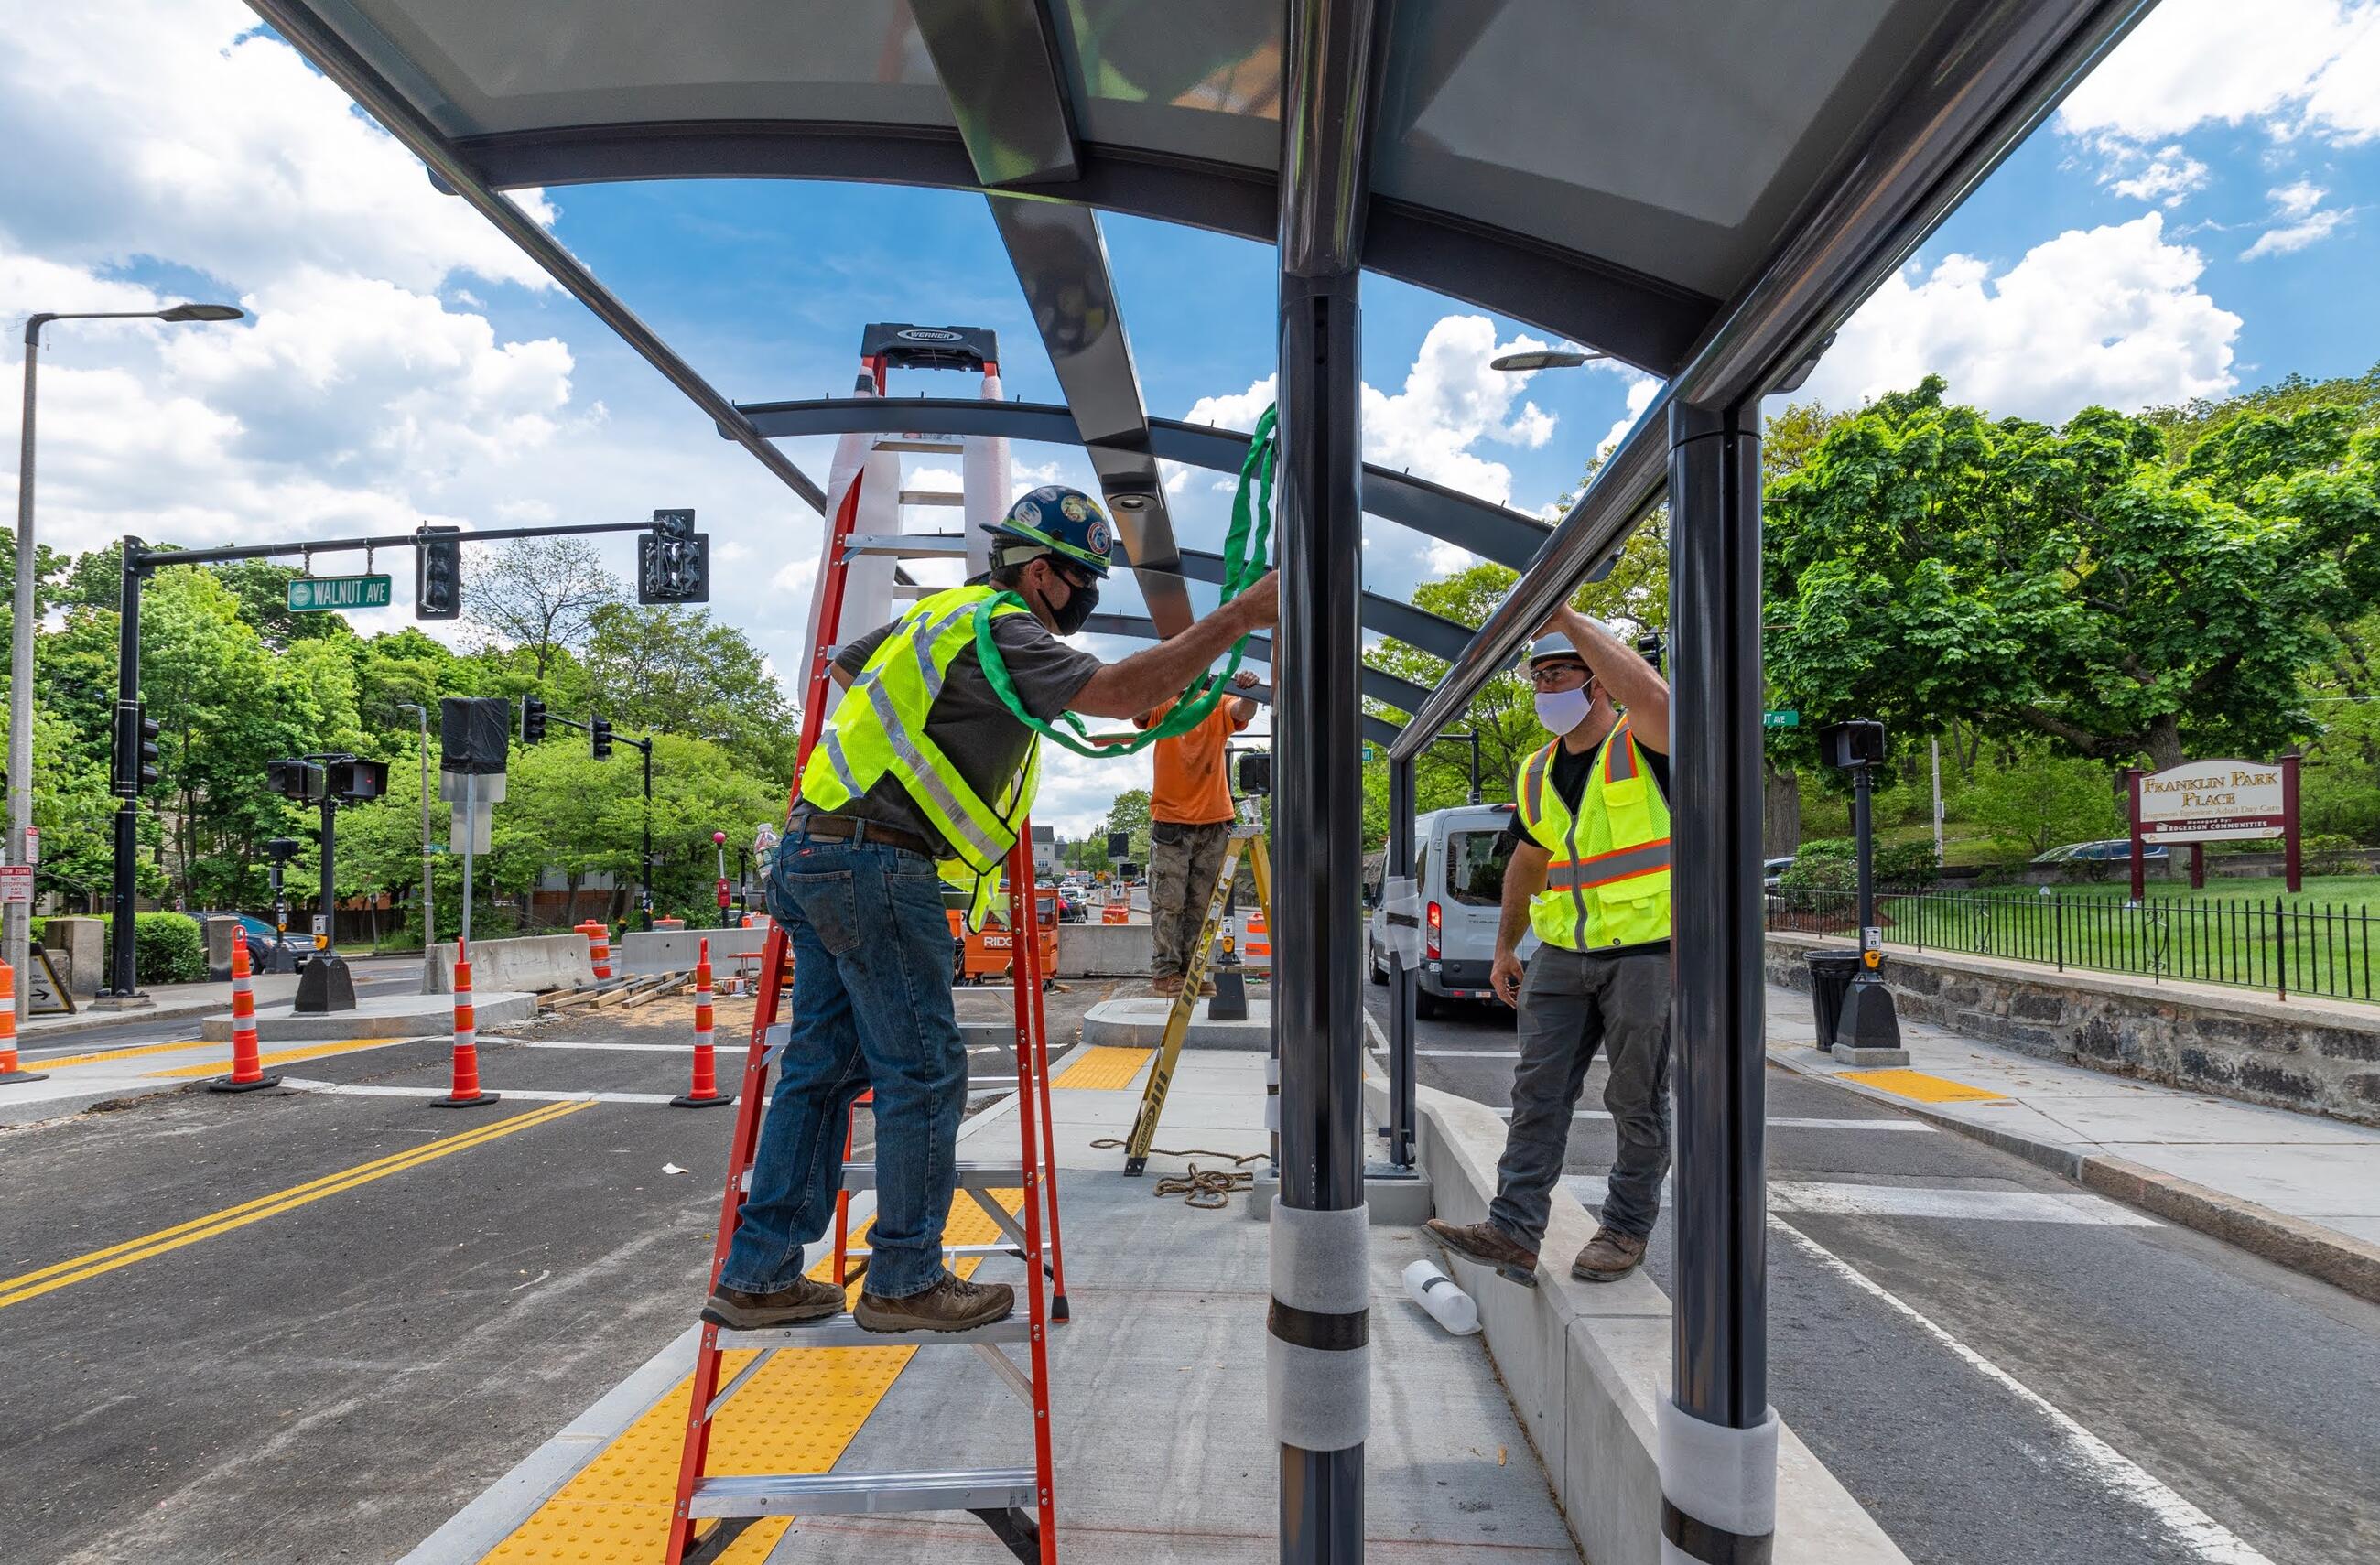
[1427,603,1673,1287]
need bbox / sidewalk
[1768,981,2380,1302]
[17,953,425,1041]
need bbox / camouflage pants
[1149,820,1233,980]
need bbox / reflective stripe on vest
[1511,721,1671,951]
[796,585,1044,927]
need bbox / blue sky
[2,0,2377,831]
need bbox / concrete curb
[1374,1073,1909,1565]
[1081,995,1271,1050]
[21,990,278,1041]
[1771,1050,2380,1307]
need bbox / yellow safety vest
[1513,721,1671,952]
[797,585,1043,929]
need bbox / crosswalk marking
[1562,1173,2156,1225]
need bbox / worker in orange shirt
[1136,668,1260,996]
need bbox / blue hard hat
[983,485,1116,578]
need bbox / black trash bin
[1806,951,1864,1051]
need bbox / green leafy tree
[1955,748,2123,858]
[1765,376,2376,772]
[582,603,801,780]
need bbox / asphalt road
[0,978,1120,1565]
[1365,988,2380,1565]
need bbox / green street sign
[287,574,393,612]
[1763,709,1801,729]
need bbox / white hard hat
[1528,632,1583,665]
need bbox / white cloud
[1596,375,1661,463]
[0,1,557,296]
[2104,145,2210,208]
[2057,0,2380,147]
[2240,181,2354,258]
[1802,214,2240,421]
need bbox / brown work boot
[854,1272,1015,1334]
[1572,1226,1649,1283]
[1150,974,1184,997]
[1423,1217,1541,1288]
[701,1276,843,1329]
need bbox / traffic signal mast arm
[120,517,677,574]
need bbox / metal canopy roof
[268,0,2015,379]
[251,0,2151,749]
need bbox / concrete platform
[1081,995,1271,1050]
[202,988,538,1042]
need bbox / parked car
[190,910,313,969]
[1362,803,1536,1019]
[1763,855,1795,891]
[1040,884,1088,923]
[2032,839,2169,864]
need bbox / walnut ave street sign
[287,574,393,611]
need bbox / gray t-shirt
[793,607,1104,858]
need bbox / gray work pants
[1488,944,1671,1246]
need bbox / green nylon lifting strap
[974,404,1277,759]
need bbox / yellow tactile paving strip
[1051,1044,1150,1090]
[481,1189,1024,1564]
[145,1036,412,1079]
[1842,1068,2007,1104]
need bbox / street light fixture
[1488,348,1607,372]
[16,302,244,1017]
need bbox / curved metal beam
[244,1,828,514]
[734,395,1553,570]
[446,127,1711,376]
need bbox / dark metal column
[1274,4,1379,1560]
[103,541,146,999]
[1384,758,1416,1167]
[1663,399,1776,1549]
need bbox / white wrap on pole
[962,368,1010,582]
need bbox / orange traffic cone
[672,937,732,1108]
[434,937,500,1108]
[209,929,279,1094]
[586,923,613,980]
[0,956,44,1085]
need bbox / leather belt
[793,813,936,859]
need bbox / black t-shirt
[1498,727,1672,956]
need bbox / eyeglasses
[1529,663,1590,687]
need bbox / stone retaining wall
[1768,931,2380,1126]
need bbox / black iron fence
[1767,886,2379,1004]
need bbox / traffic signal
[521,694,547,745]
[590,716,614,761]
[638,510,709,604]
[266,757,322,803]
[416,523,461,620]
[114,703,161,792]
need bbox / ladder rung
[844,1161,1021,1191]
[848,1242,1021,1259]
[689,1468,1035,1518]
[874,437,966,453]
[898,489,966,506]
[844,533,968,559]
[716,1312,1030,1350]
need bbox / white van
[1364,803,1538,1017]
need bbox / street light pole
[14,303,243,1017]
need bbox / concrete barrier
[45,916,103,997]
[1379,1072,1908,1565]
[422,934,594,995]
[1052,922,1268,978]
[619,925,768,975]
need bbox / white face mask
[1533,685,1593,735]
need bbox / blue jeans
[719,832,965,1300]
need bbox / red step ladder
[665,329,1068,1565]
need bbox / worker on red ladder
[703,486,1279,1334]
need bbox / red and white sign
[2137,759,2287,841]
[0,866,31,905]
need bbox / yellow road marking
[1053,1044,1150,1090]
[1842,1068,2007,1104]
[27,1037,212,1071]
[0,1100,590,1311]
[481,1192,1023,1563]
[145,1036,413,1079]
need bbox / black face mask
[1051,574,1099,636]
